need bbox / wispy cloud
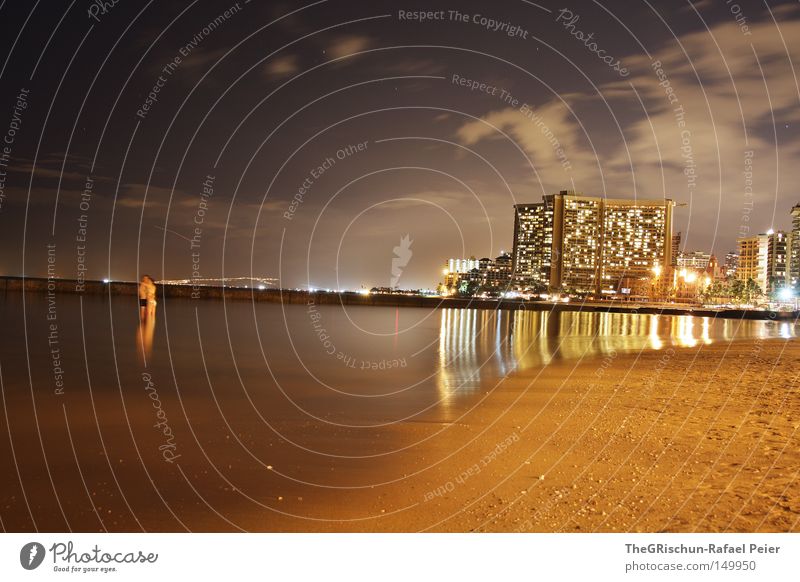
[327,34,373,60]
[265,54,300,79]
[452,15,800,249]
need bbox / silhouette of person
[139,275,157,320]
[137,275,157,365]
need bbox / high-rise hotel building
[736,234,769,293]
[512,195,555,289]
[513,191,674,294]
[736,230,789,295]
[791,204,800,291]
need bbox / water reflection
[136,309,156,366]
[436,308,796,402]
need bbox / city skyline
[8,193,798,292]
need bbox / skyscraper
[551,193,603,292]
[736,230,788,295]
[512,190,674,294]
[512,196,554,290]
[600,199,673,293]
[791,204,800,291]
[724,251,739,278]
[767,230,789,294]
[736,234,769,293]
[671,231,682,266]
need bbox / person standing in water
[137,275,157,364]
[138,275,149,320]
[138,275,157,319]
[144,275,157,317]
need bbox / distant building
[442,257,478,289]
[707,255,724,280]
[737,235,769,293]
[446,257,480,274]
[676,250,711,270]
[512,190,674,294]
[724,251,739,278]
[442,253,512,294]
[736,230,789,295]
[791,204,800,291]
[767,230,789,294]
[486,252,513,290]
[671,232,682,266]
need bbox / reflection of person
[136,312,156,365]
[137,275,157,365]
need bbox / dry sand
[408,338,800,533]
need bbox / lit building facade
[736,230,789,295]
[791,204,800,291]
[513,191,673,294]
[599,199,672,293]
[463,252,513,292]
[676,251,711,270]
[553,194,603,292]
[724,251,739,278]
[736,234,770,293]
[442,254,512,294]
[671,232,682,266]
[446,257,480,274]
[512,197,554,289]
[442,257,479,290]
[767,230,789,293]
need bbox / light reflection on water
[434,308,796,406]
[2,294,797,425]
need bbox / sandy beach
[406,339,800,533]
[2,327,798,533]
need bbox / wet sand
[2,338,798,532]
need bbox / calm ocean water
[2,293,795,425]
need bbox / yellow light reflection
[649,315,663,350]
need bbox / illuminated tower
[512,196,554,290]
[791,204,800,291]
[513,191,673,294]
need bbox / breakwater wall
[1,276,798,322]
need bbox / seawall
[1,276,798,322]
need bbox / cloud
[265,54,300,79]
[378,57,447,75]
[454,101,583,171]
[327,34,373,60]
[452,15,800,251]
[5,153,98,183]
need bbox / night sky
[1,0,798,290]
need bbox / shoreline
[0,334,797,532]
[2,275,798,322]
[239,339,800,532]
